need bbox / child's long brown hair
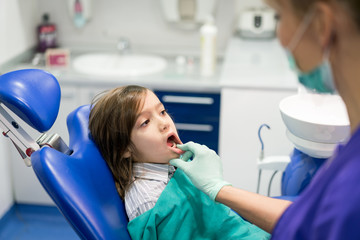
[89,85,147,200]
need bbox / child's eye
[160,109,167,115]
[140,119,150,127]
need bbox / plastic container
[37,13,57,53]
[200,16,217,77]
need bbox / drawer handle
[175,123,213,132]
[162,95,214,105]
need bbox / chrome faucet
[117,38,131,54]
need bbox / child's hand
[170,141,231,201]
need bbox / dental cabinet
[155,90,220,152]
[219,38,298,196]
[220,88,295,196]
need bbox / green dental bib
[127,169,270,240]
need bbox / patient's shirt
[125,163,175,221]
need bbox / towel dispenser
[160,0,218,29]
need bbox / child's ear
[123,149,131,158]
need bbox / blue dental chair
[0,69,130,240]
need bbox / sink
[72,53,167,77]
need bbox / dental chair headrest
[0,69,60,132]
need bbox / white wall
[0,0,40,66]
[0,0,268,65]
[236,0,268,10]
[0,0,40,218]
[37,0,240,56]
[37,0,268,56]
[0,137,13,219]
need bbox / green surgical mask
[286,50,336,94]
[286,10,337,94]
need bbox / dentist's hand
[170,141,231,201]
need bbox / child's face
[129,90,183,164]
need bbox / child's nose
[159,119,170,131]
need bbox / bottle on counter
[200,15,218,77]
[37,13,57,53]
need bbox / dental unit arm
[0,69,130,239]
[256,124,290,196]
[0,69,71,167]
[0,105,39,166]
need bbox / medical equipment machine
[0,69,130,239]
[257,93,350,199]
[237,7,277,39]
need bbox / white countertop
[61,58,221,93]
[2,37,299,92]
[5,54,222,93]
[220,38,298,90]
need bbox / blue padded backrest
[0,69,60,132]
[31,105,131,240]
[281,148,326,196]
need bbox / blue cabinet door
[155,91,220,152]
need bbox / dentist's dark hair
[267,0,360,30]
[89,85,147,200]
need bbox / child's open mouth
[167,134,185,155]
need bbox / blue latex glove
[170,141,231,201]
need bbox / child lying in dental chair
[89,85,270,240]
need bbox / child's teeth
[172,142,176,148]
